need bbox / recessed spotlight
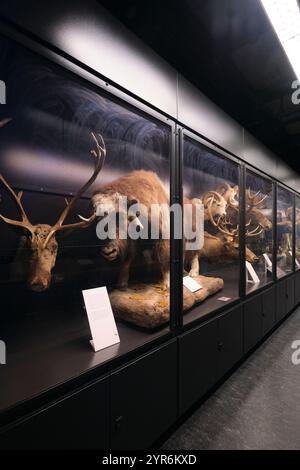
[261,0,300,80]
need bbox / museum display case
[0,8,300,449]
[182,132,241,324]
[296,195,300,270]
[276,186,294,278]
[0,34,174,416]
[245,169,274,293]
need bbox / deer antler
[246,188,267,210]
[207,198,239,237]
[43,132,106,248]
[202,191,223,207]
[0,174,35,237]
[217,182,239,207]
[245,224,264,237]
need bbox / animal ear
[127,198,139,208]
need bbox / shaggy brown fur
[93,170,170,288]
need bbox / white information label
[246,261,260,284]
[183,276,203,293]
[82,286,120,352]
[218,296,231,302]
[263,253,273,273]
[277,267,286,278]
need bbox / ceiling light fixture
[261,0,300,80]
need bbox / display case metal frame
[179,127,244,330]
[243,164,276,297]
[295,194,300,271]
[276,182,296,280]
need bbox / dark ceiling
[98,0,300,172]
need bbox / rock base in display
[109,275,224,328]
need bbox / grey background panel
[0,0,299,191]
[177,75,244,158]
[276,161,298,191]
[0,0,178,118]
[243,131,277,178]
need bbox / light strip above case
[261,0,300,80]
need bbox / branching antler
[208,198,263,239]
[43,132,106,248]
[0,174,35,238]
[218,182,239,207]
[202,191,224,207]
[245,220,264,237]
[207,197,239,237]
[246,188,268,211]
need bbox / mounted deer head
[218,182,239,207]
[209,210,261,263]
[202,191,227,223]
[0,132,106,292]
[246,188,272,231]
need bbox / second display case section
[245,169,274,294]
[277,186,294,278]
[182,132,241,326]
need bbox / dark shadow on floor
[162,307,300,450]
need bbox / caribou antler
[0,174,35,238]
[202,191,224,207]
[43,132,106,248]
[217,182,239,207]
[246,188,268,210]
[245,224,264,237]
[207,197,239,237]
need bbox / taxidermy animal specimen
[226,188,272,232]
[217,182,239,207]
[245,189,272,231]
[92,170,170,288]
[184,197,260,277]
[201,191,227,222]
[0,133,106,292]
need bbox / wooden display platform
[109,275,224,328]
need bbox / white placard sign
[218,296,231,302]
[82,286,120,352]
[246,261,260,284]
[183,276,203,293]
[263,253,273,272]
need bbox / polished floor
[163,307,300,450]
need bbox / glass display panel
[0,36,171,412]
[296,195,300,270]
[245,170,273,294]
[183,135,240,324]
[276,186,294,278]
